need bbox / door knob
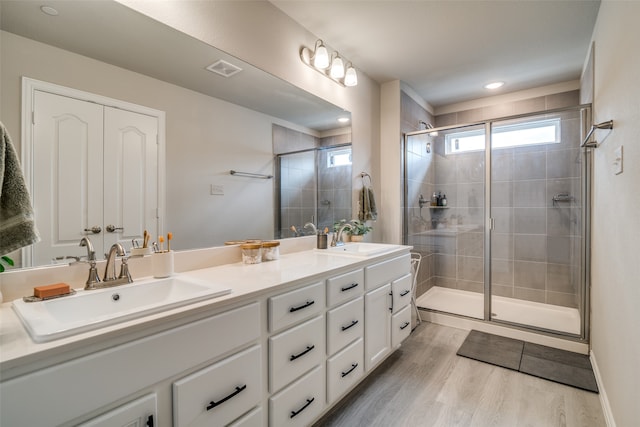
[84,226,102,234]
[106,224,124,233]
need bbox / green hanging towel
[0,122,40,256]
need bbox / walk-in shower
[403,105,591,341]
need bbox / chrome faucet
[102,243,133,286]
[331,223,353,247]
[79,237,101,288]
[304,222,318,235]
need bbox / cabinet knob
[106,224,124,233]
[83,226,102,234]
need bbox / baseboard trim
[590,350,616,427]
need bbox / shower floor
[416,286,580,335]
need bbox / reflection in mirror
[274,124,352,239]
[0,0,352,270]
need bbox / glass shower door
[489,111,583,335]
[407,124,486,319]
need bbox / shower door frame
[403,104,592,342]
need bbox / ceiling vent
[206,60,243,78]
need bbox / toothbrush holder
[152,251,174,278]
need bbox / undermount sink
[317,242,397,258]
[12,275,232,343]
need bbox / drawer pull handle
[341,363,359,378]
[400,289,410,297]
[290,345,315,361]
[400,321,410,330]
[341,282,358,292]
[341,319,359,331]
[290,397,315,419]
[206,384,247,411]
[289,300,315,312]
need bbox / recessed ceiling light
[484,81,504,90]
[40,5,59,16]
[338,117,350,123]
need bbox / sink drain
[112,293,121,302]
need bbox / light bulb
[313,41,329,70]
[344,64,358,87]
[330,55,345,79]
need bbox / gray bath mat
[457,330,598,393]
[456,330,524,371]
[520,342,599,392]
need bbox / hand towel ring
[359,171,372,186]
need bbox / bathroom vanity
[0,239,411,426]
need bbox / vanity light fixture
[300,39,358,87]
[484,81,504,90]
[344,63,358,87]
[305,39,330,69]
[330,53,345,79]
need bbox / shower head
[419,120,434,130]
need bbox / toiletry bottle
[437,191,442,206]
[442,194,447,206]
[431,192,437,206]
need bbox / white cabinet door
[364,283,391,371]
[32,90,104,265]
[103,107,158,251]
[78,394,156,427]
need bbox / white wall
[1,31,276,250]
[589,2,640,426]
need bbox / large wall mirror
[0,0,352,270]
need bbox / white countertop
[0,242,410,379]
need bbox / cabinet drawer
[327,296,363,355]
[79,394,157,427]
[228,406,263,427]
[326,268,364,307]
[391,273,412,314]
[173,345,262,427]
[364,254,411,291]
[391,305,412,348]
[326,338,364,404]
[269,315,325,392]
[269,281,325,332]
[269,365,325,427]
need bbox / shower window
[327,148,352,167]
[446,118,561,154]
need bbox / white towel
[0,122,40,255]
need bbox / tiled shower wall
[491,109,582,308]
[274,124,352,238]
[406,90,583,308]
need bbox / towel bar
[229,170,273,179]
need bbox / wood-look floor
[314,322,606,427]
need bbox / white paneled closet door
[103,107,158,252]
[33,90,104,266]
[31,91,159,265]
